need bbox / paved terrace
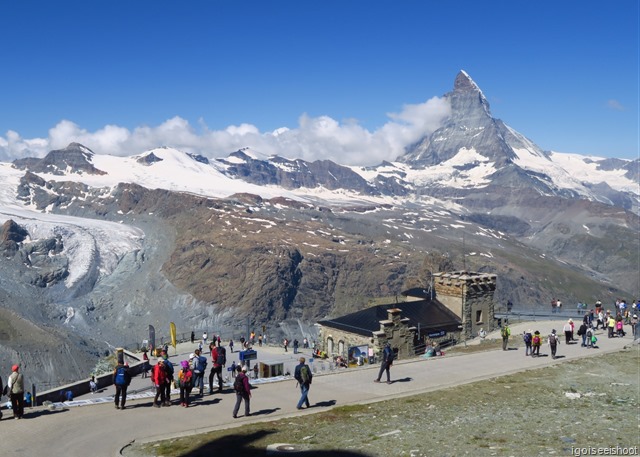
[0,319,635,457]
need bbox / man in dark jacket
[113,362,131,409]
[232,365,251,418]
[294,357,313,409]
[374,343,394,384]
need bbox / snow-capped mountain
[0,71,638,388]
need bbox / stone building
[431,271,497,339]
[316,271,497,360]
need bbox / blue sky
[0,1,637,163]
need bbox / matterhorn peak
[454,70,481,93]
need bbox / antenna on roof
[462,231,467,271]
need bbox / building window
[476,310,483,324]
[327,337,334,354]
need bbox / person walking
[577,322,588,347]
[161,350,174,406]
[177,360,193,407]
[531,331,542,357]
[151,359,167,407]
[7,364,25,419]
[563,320,573,344]
[294,357,313,410]
[232,365,251,418]
[501,323,511,350]
[374,343,394,384]
[113,362,131,409]
[523,330,533,356]
[209,342,226,393]
[548,329,560,359]
[607,314,616,338]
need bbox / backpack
[115,366,127,386]
[548,333,557,345]
[233,374,245,393]
[501,327,509,338]
[179,369,192,388]
[586,328,593,337]
[216,346,226,366]
[523,333,532,344]
[532,335,541,345]
[300,365,312,385]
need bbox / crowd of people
[501,298,637,360]
[2,302,636,421]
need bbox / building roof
[317,298,461,337]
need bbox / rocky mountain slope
[0,71,637,388]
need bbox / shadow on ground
[176,430,372,457]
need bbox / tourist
[577,321,588,347]
[177,360,193,407]
[113,361,131,409]
[631,314,638,338]
[7,364,25,419]
[374,342,394,384]
[161,350,174,406]
[562,320,573,344]
[293,339,299,354]
[142,350,150,378]
[190,331,195,344]
[548,329,560,359]
[607,313,616,338]
[151,359,167,407]
[501,323,511,350]
[294,357,313,410]
[531,331,542,357]
[523,330,533,356]
[209,342,226,393]
[191,349,207,397]
[232,365,251,419]
[89,375,98,393]
[229,339,234,353]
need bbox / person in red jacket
[151,359,167,407]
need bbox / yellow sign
[170,322,177,350]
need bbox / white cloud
[606,99,625,111]
[0,96,451,166]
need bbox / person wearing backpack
[294,356,313,410]
[113,362,131,409]
[374,342,394,384]
[501,323,511,350]
[577,322,588,347]
[7,364,24,419]
[177,360,193,407]
[585,327,594,348]
[209,342,226,394]
[548,329,560,359]
[531,331,542,357]
[232,365,251,418]
[523,330,533,356]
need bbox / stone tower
[431,271,497,339]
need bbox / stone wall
[432,271,497,339]
[318,308,416,361]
